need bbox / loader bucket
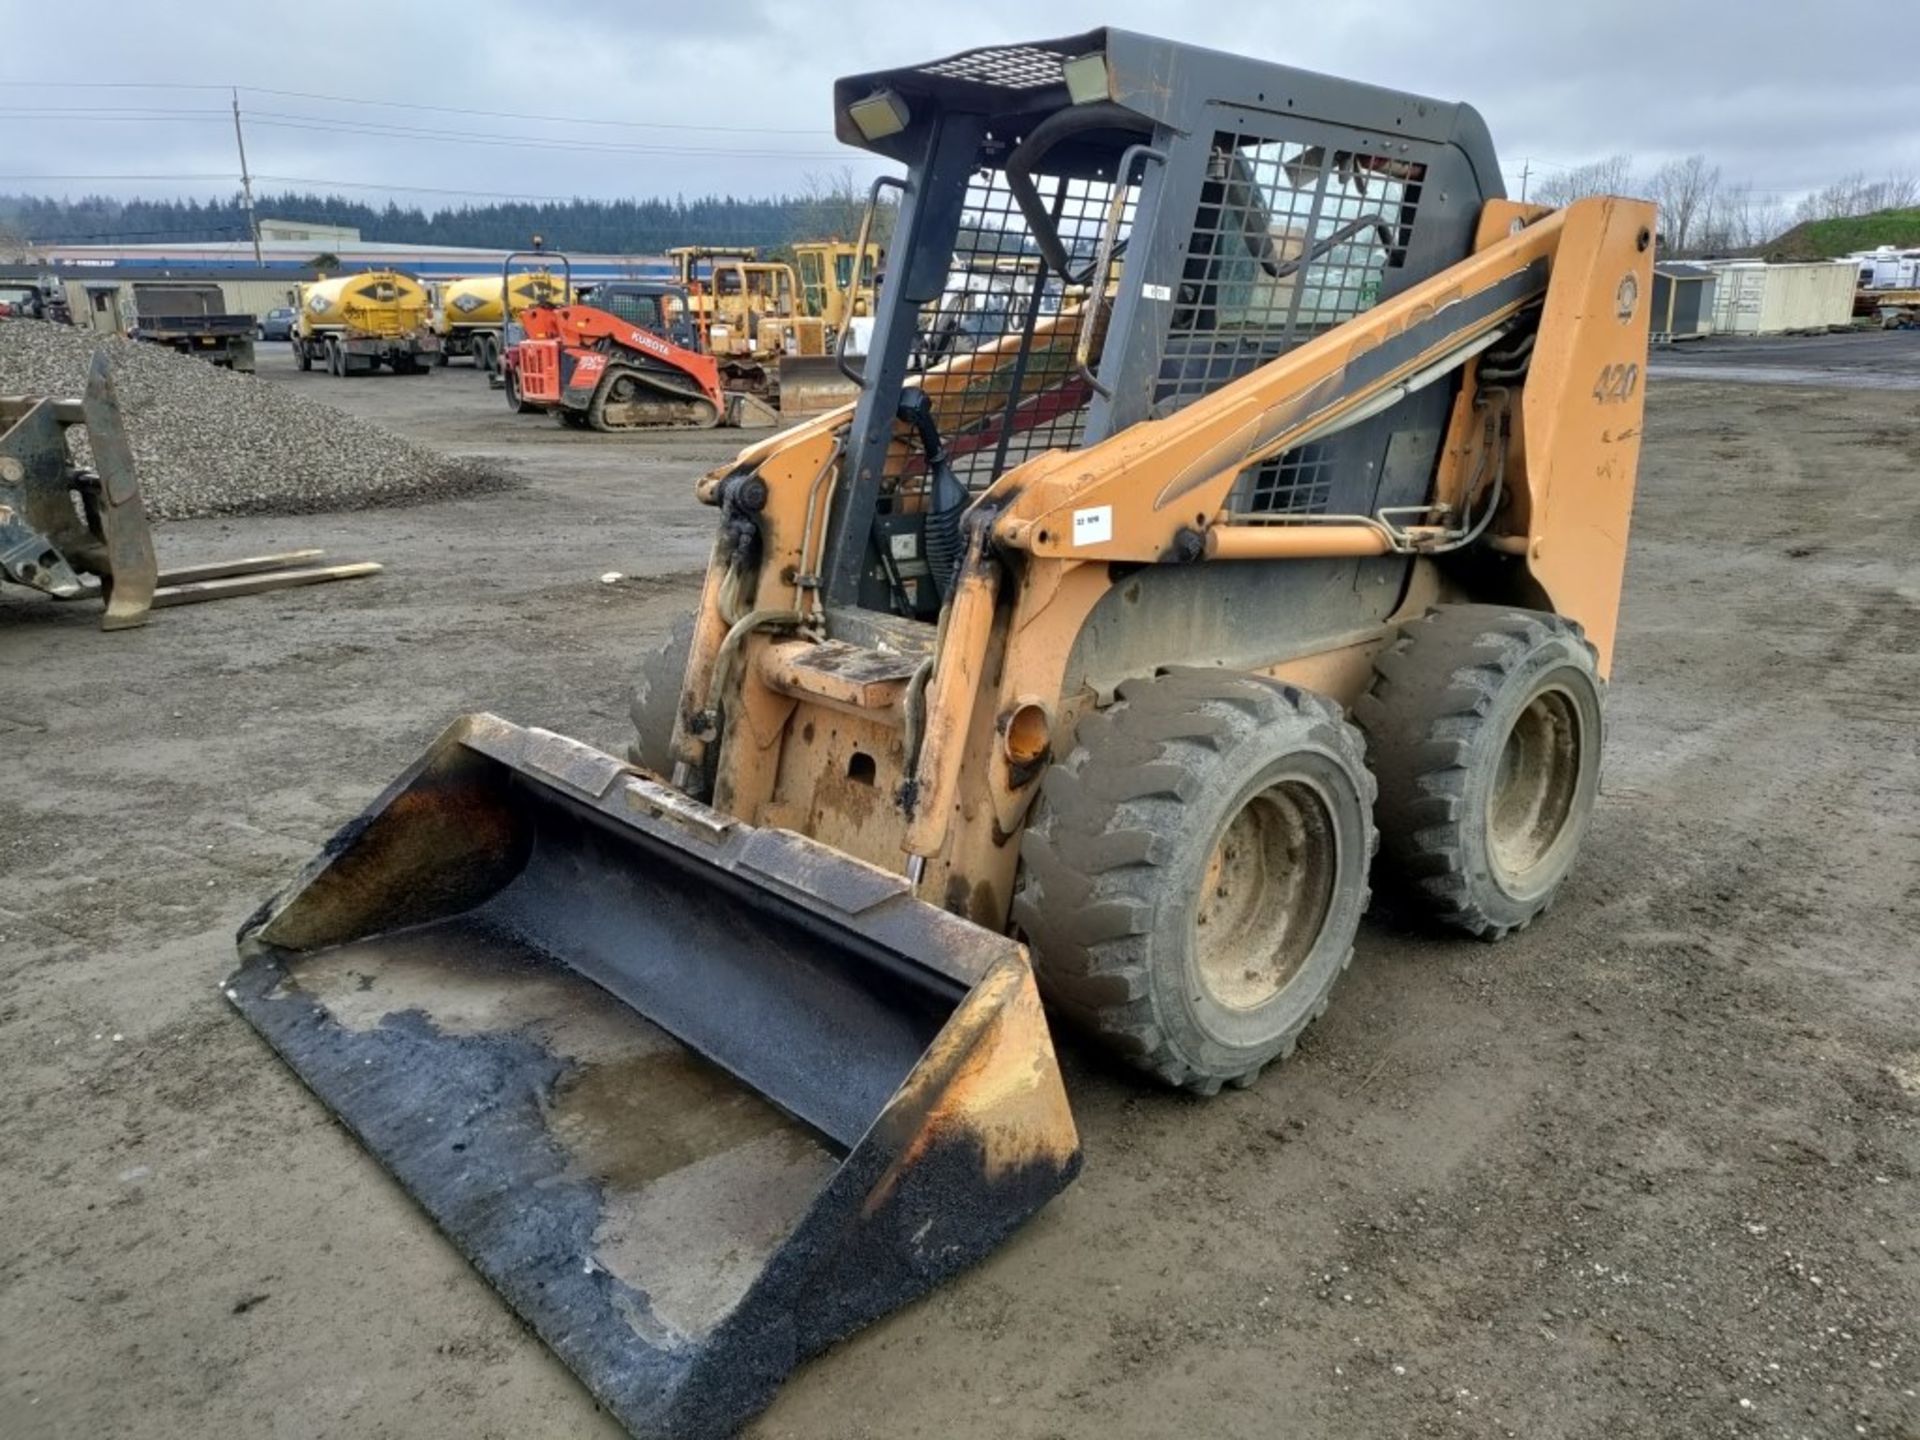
[226,713,1080,1440]
[775,354,860,421]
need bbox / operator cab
[821,30,1502,625]
[588,281,701,352]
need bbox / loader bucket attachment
[226,713,1080,1440]
[775,354,860,421]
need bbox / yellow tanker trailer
[294,270,441,376]
[433,270,570,371]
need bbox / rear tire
[325,338,342,376]
[1355,605,1604,940]
[505,371,538,413]
[1012,670,1376,1095]
[295,342,311,372]
[627,613,696,776]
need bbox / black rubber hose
[897,388,969,599]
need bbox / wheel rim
[1487,683,1582,886]
[1194,780,1337,1011]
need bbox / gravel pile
[0,320,518,520]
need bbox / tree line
[1533,157,1919,256]
[0,171,880,258]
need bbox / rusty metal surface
[229,713,1080,1440]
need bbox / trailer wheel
[295,342,311,373]
[1012,670,1376,1095]
[325,338,342,376]
[1355,605,1603,940]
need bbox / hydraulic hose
[897,387,969,599]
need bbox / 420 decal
[1592,362,1640,404]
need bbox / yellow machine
[233,32,1654,1440]
[780,239,882,417]
[793,238,879,331]
[433,269,570,369]
[293,269,440,376]
[667,245,818,385]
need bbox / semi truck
[432,269,570,371]
[294,270,440,376]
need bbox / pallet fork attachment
[0,352,379,628]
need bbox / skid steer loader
[229,30,1653,1439]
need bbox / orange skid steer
[229,30,1653,1440]
[506,284,779,430]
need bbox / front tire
[1013,670,1376,1095]
[1356,605,1604,939]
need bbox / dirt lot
[2,338,1916,1440]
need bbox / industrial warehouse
[1,12,1917,1440]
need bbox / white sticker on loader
[1072,505,1113,546]
[1141,282,1172,301]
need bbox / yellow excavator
[229,31,1653,1440]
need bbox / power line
[0,78,826,137]
[0,109,227,122]
[243,112,845,161]
[0,173,237,182]
[240,85,827,137]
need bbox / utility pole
[231,88,262,265]
[1518,158,1532,203]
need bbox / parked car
[256,307,297,341]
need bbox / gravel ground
[0,345,1915,1440]
[0,320,517,520]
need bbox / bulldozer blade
[226,713,1080,1440]
[775,355,860,421]
[723,391,782,430]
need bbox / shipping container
[1702,260,1857,335]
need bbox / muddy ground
[2,337,1915,1440]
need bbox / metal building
[1649,263,1716,342]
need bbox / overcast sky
[2,0,1913,221]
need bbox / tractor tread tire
[1355,605,1603,941]
[1013,668,1376,1095]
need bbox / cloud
[1,0,1912,215]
